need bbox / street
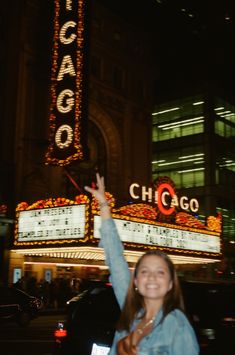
[0,312,65,355]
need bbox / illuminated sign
[45,0,88,166]
[129,182,199,215]
[93,216,221,254]
[14,188,222,260]
[18,205,86,242]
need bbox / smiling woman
[85,173,199,355]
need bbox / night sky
[101,0,235,102]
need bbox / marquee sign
[14,183,222,259]
[14,195,89,246]
[45,0,88,166]
[129,181,199,215]
[18,205,86,242]
[90,194,222,258]
[93,216,221,254]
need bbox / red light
[54,329,67,338]
[157,183,175,215]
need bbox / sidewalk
[39,306,66,316]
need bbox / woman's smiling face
[134,254,173,302]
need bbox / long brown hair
[116,250,185,332]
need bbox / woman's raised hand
[85,173,111,220]
[84,173,106,203]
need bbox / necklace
[136,316,155,335]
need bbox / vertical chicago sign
[45,0,88,166]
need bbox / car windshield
[70,286,120,323]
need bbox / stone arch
[89,102,123,198]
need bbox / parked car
[54,280,120,355]
[53,280,235,355]
[181,280,235,355]
[0,285,42,326]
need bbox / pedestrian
[85,173,199,355]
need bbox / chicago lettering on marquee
[45,0,88,166]
[129,182,199,215]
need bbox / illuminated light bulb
[46,0,86,165]
[66,0,72,11]
[57,89,75,113]
[55,124,73,149]
[57,55,76,81]
[59,21,77,45]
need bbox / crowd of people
[14,276,82,309]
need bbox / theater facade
[9,178,222,284]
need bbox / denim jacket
[99,218,199,355]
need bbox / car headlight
[30,298,42,309]
[201,328,215,340]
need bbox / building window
[153,169,204,189]
[215,119,225,137]
[152,96,204,142]
[152,146,205,188]
[214,98,235,138]
[153,121,204,141]
[216,205,235,242]
[181,169,204,188]
[217,155,235,173]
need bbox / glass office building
[152,94,235,252]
